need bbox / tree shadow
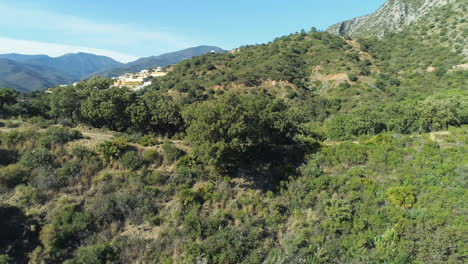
[0,149,18,166]
[229,143,320,192]
[0,206,40,264]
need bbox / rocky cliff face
[327,0,456,37]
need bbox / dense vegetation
[0,1,467,263]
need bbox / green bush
[74,243,117,264]
[20,148,53,169]
[118,151,144,171]
[30,166,63,191]
[41,204,95,252]
[162,141,184,163]
[56,160,82,181]
[96,138,127,163]
[145,170,168,185]
[386,186,416,209]
[0,255,13,264]
[28,116,54,128]
[15,185,47,206]
[143,149,163,166]
[0,164,28,188]
[0,130,39,147]
[71,146,94,159]
[138,135,161,146]
[39,127,82,148]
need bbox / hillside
[0,0,467,263]
[97,46,225,77]
[0,59,71,92]
[327,0,457,37]
[148,21,466,110]
[403,0,468,57]
[0,53,123,91]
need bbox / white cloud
[0,37,139,63]
[0,2,199,61]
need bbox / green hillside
[0,0,466,263]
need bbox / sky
[0,0,387,63]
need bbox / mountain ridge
[96,45,225,77]
[326,0,457,37]
[0,46,224,91]
[0,52,124,81]
[0,58,71,92]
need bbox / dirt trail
[428,131,450,142]
[322,131,451,146]
[69,129,115,149]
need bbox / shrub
[0,164,28,188]
[111,137,129,149]
[87,194,120,224]
[56,160,82,182]
[38,127,82,148]
[138,135,161,146]
[28,116,54,128]
[96,138,127,163]
[0,130,39,147]
[143,149,163,166]
[324,199,353,233]
[30,166,63,191]
[71,146,94,159]
[387,186,416,209]
[20,148,53,169]
[15,185,47,206]
[119,151,144,171]
[4,120,19,128]
[145,170,168,185]
[161,141,184,163]
[41,204,95,251]
[0,255,13,264]
[74,243,117,264]
[326,112,385,140]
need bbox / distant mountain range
[0,45,224,92]
[0,53,123,92]
[0,59,70,92]
[96,46,225,78]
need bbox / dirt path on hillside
[69,129,115,149]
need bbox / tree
[80,87,134,131]
[0,88,17,118]
[48,86,81,123]
[76,76,113,91]
[416,91,468,132]
[127,92,183,135]
[183,93,294,168]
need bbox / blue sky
[0,0,387,62]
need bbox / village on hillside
[112,67,168,90]
[55,67,168,92]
